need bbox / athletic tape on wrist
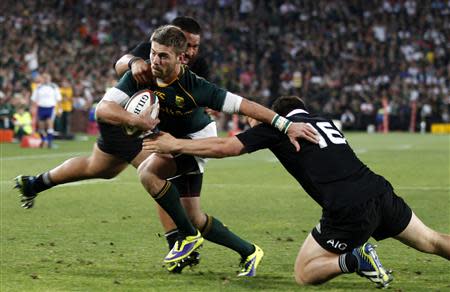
[271,114,292,134]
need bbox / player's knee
[294,262,320,286]
[294,270,313,286]
[137,160,159,187]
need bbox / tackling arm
[143,132,246,158]
[237,98,319,150]
[115,53,152,84]
[115,54,135,77]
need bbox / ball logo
[327,239,348,251]
[133,94,150,114]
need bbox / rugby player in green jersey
[15,25,319,275]
[114,17,226,274]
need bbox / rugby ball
[123,89,159,136]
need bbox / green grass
[1,133,449,291]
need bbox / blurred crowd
[1,0,449,134]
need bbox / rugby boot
[352,243,393,288]
[164,230,203,263]
[238,244,264,277]
[14,175,38,209]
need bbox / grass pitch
[1,133,449,291]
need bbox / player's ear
[247,117,260,128]
[178,53,185,64]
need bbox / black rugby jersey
[236,111,391,211]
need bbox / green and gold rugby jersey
[116,65,226,137]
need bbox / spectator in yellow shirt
[13,105,32,141]
[58,77,74,137]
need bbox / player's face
[150,41,182,80]
[182,32,200,65]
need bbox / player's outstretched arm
[238,98,318,151]
[143,132,245,158]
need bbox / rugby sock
[32,172,55,193]
[338,253,358,273]
[154,181,197,236]
[164,229,179,250]
[201,215,254,258]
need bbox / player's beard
[152,64,175,81]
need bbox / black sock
[165,229,179,250]
[33,172,55,193]
[339,252,358,273]
[153,181,197,237]
[202,215,254,258]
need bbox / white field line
[0,144,413,162]
[1,179,448,191]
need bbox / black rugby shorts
[311,189,412,254]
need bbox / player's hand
[287,122,319,151]
[133,103,160,131]
[131,58,153,85]
[142,131,177,153]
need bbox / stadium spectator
[12,104,32,141]
[142,95,450,288]
[2,0,449,134]
[55,77,74,138]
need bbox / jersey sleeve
[130,42,151,60]
[190,74,227,111]
[101,72,139,106]
[115,71,140,96]
[236,124,286,153]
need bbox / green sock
[202,215,255,258]
[154,181,197,236]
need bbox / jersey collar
[286,109,309,117]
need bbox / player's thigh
[130,149,152,168]
[394,212,436,250]
[296,233,337,272]
[89,143,128,177]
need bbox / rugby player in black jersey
[143,95,450,288]
[15,26,319,276]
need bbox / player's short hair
[172,16,202,35]
[150,25,187,55]
[272,96,307,116]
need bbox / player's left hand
[142,131,177,153]
[287,122,319,151]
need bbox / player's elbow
[115,54,132,76]
[95,101,106,119]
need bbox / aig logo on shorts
[327,239,348,251]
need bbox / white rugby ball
[123,89,159,136]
